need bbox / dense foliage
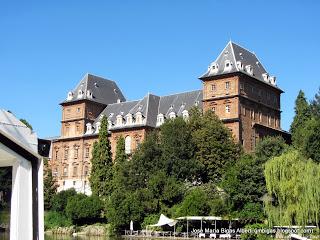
[43,158,57,210]
[44,86,320,233]
[89,116,113,198]
[264,149,320,226]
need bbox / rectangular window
[211,84,216,91]
[251,109,255,120]
[268,115,271,126]
[259,112,262,122]
[225,81,230,90]
[74,148,78,158]
[212,106,216,113]
[240,82,244,90]
[241,106,246,116]
[63,166,68,176]
[64,149,68,160]
[55,150,59,160]
[85,147,90,158]
[225,105,231,113]
[73,166,77,177]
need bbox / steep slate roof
[93,90,202,130]
[62,73,126,105]
[200,41,282,91]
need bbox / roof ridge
[159,89,202,98]
[230,42,239,71]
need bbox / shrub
[66,194,104,225]
[44,211,72,230]
[51,188,77,213]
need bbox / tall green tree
[302,119,320,163]
[264,149,320,226]
[126,132,162,191]
[89,116,113,198]
[254,136,288,164]
[43,158,57,210]
[222,154,265,211]
[160,117,199,181]
[112,136,128,189]
[290,90,312,148]
[189,108,241,183]
[311,87,320,117]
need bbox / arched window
[125,136,131,154]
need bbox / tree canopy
[89,116,113,198]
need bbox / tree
[311,87,320,117]
[112,136,128,189]
[255,136,288,164]
[89,116,113,198]
[160,117,199,181]
[222,154,265,212]
[125,132,162,191]
[51,188,77,213]
[290,90,312,148]
[264,149,320,226]
[20,118,33,130]
[147,171,184,212]
[43,158,57,210]
[176,188,211,217]
[189,108,241,183]
[302,119,320,163]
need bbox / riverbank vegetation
[43,87,320,236]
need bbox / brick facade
[50,42,290,194]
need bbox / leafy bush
[44,211,72,230]
[51,188,77,213]
[66,194,104,225]
[141,214,160,229]
[176,188,210,216]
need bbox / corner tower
[199,41,290,151]
[51,73,125,194]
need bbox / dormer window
[95,122,101,133]
[108,120,113,129]
[86,123,93,134]
[262,73,269,82]
[236,61,244,70]
[135,112,143,124]
[269,76,276,85]
[67,91,73,100]
[116,115,123,126]
[182,110,189,121]
[126,113,133,125]
[224,60,232,72]
[209,62,219,74]
[77,90,84,99]
[245,65,253,76]
[169,111,176,119]
[157,113,164,126]
[86,90,93,99]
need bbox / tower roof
[200,41,282,91]
[62,73,126,105]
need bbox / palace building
[50,41,290,194]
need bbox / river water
[0,232,121,240]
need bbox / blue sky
[1,1,319,138]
